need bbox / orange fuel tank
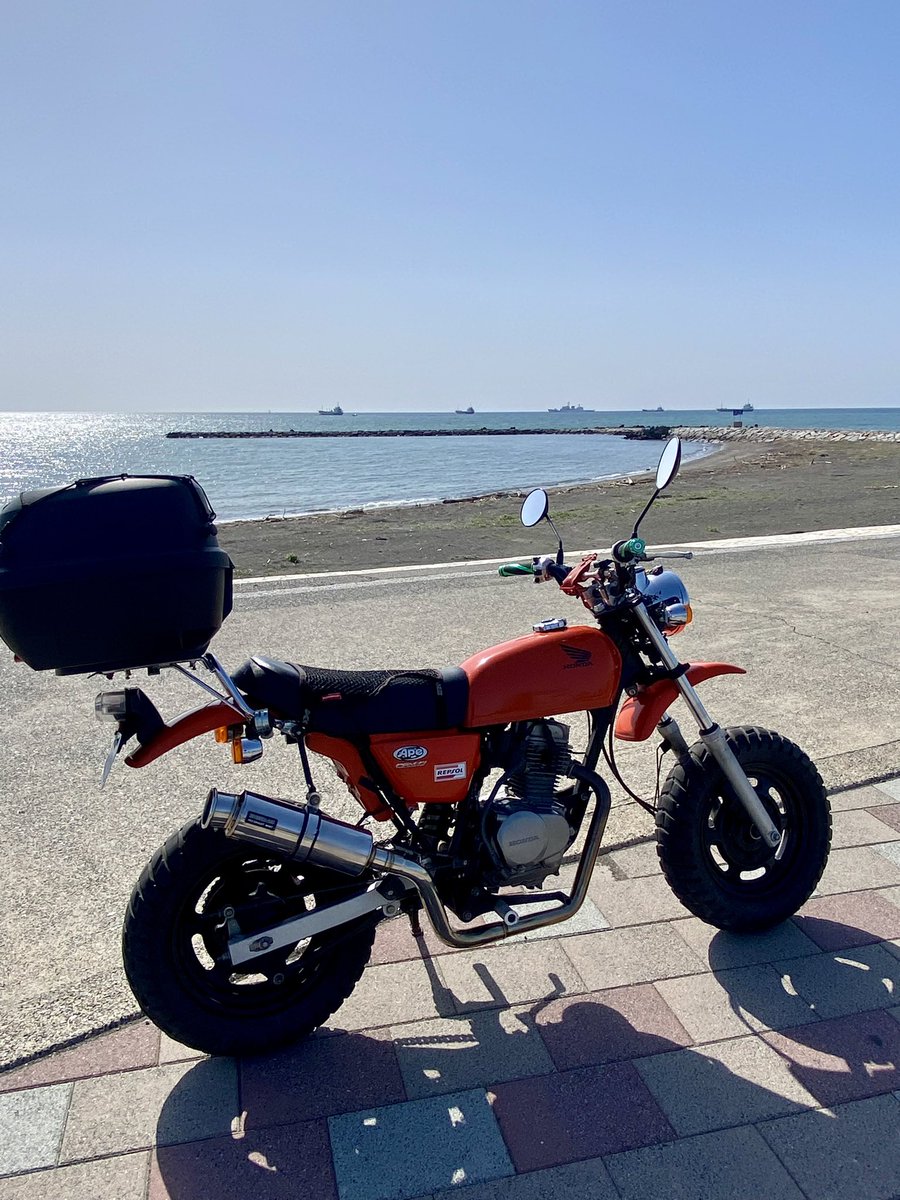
[461,625,622,727]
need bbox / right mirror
[655,437,682,492]
[520,488,549,528]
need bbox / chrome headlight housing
[635,569,693,634]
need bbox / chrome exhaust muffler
[202,789,383,876]
[202,772,611,950]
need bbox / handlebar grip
[615,537,647,562]
[498,563,535,577]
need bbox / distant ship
[548,403,595,413]
[455,406,475,414]
[716,402,754,413]
[318,405,344,416]
[642,406,664,412]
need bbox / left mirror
[520,488,549,528]
[655,437,682,492]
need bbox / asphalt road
[2,531,899,1065]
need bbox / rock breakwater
[674,425,900,444]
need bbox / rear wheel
[122,819,377,1056]
[655,726,831,932]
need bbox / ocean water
[0,408,896,523]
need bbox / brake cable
[601,714,658,816]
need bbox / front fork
[632,602,782,848]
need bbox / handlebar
[498,562,535,577]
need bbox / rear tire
[122,819,377,1056]
[655,726,831,932]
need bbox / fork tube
[630,600,781,847]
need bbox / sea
[0,408,897,524]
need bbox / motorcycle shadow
[153,916,900,1199]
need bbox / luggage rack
[98,652,255,721]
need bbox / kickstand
[408,904,424,938]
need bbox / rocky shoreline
[674,425,900,444]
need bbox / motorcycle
[89,436,830,1056]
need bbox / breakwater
[673,425,900,444]
[166,425,669,441]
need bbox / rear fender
[125,700,244,767]
[614,662,745,743]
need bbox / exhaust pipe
[202,789,383,876]
[202,772,611,949]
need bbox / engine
[483,719,580,887]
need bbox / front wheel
[122,819,377,1056]
[655,726,831,932]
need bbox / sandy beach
[219,433,900,577]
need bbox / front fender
[614,662,745,743]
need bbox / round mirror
[655,437,682,491]
[520,488,549,528]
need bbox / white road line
[233,524,900,590]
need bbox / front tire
[655,726,831,932]
[122,820,377,1056]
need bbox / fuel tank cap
[533,618,568,633]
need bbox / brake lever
[647,551,694,561]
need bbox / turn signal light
[215,726,230,744]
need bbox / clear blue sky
[3,1,899,411]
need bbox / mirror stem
[545,515,565,564]
[632,488,659,539]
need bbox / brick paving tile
[604,1124,805,1200]
[433,939,586,1014]
[761,1010,900,1105]
[873,840,900,867]
[495,895,609,943]
[490,1061,674,1172]
[325,958,450,1031]
[560,923,706,993]
[828,785,900,811]
[156,1035,205,1067]
[830,808,900,848]
[873,778,900,802]
[370,917,458,966]
[329,1089,513,1200]
[0,1084,72,1177]
[431,1156,619,1200]
[0,1151,150,1199]
[391,1008,554,1100]
[868,803,900,834]
[59,1057,238,1162]
[634,1034,819,1137]
[599,840,660,879]
[0,1022,159,1095]
[882,885,900,911]
[149,1118,335,1200]
[774,943,900,1020]
[241,1028,404,1127]
[758,1094,900,1200]
[792,890,900,950]
[815,846,900,894]
[672,917,819,970]
[587,872,690,928]
[655,964,817,1043]
[534,984,691,1071]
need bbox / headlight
[636,570,693,635]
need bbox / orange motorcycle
[0,438,831,1055]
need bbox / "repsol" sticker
[434,762,466,782]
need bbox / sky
[2,1,899,412]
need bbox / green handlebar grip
[621,537,647,559]
[498,562,535,577]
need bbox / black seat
[233,656,470,736]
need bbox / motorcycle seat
[232,655,470,737]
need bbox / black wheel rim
[171,851,365,1019]
[701,763,805,896]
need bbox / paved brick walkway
[2,779,900,1200]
